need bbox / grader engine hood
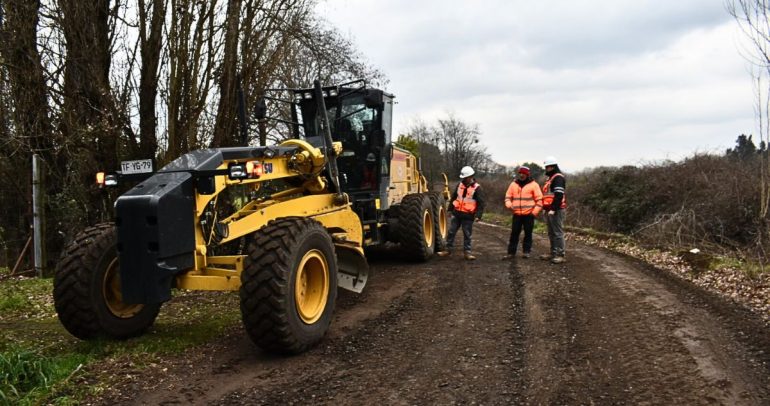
[115,146,298,304]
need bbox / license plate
[120,159,153,174]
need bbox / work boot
[539,254,553,261]
[522,252,531,259]
[464,252,477,261]
[502,253,515,260]
[437,250,452,257]
[551,256,566,264]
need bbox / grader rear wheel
[399,194,436,261]
[53,223,161,339]
[428,192,448,252]
[239,217,338,354]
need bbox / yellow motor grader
[53,80,450,354]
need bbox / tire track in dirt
[108,227,523,405]
[98,223,769,405]
[510,226,770,405]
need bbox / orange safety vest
[542,173,567,209]
[505,180,543,216]
[452,182,479,214]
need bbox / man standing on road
[438,166,485,260]
[503,166,543,259]
[540,156,567,264]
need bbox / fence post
[32,154,46,277]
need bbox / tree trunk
[138,0,166,161]
[0,0,52,267]
[59,0,118,172]
[211,0,242,148]
[0,0,52,154]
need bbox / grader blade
[336,246,369,293]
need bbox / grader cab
[53,80,450,354]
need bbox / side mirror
[254,96,267,120]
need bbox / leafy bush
[569,152,766,256]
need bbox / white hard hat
[459,166,475,178]
[544,156,558,166]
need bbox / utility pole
[32,154,46,277]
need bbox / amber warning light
[96,172,118,187]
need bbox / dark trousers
[546,209,566,256]
[446,214,474,252]
[508,214,534,255]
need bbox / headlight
[229,162,263,179]
[104,174,118,187]
[228,163,248,179]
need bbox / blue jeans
[446,214,474,253]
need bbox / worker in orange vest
[540,156,567,264]
[438,166,485,260]
[503,166,543,259]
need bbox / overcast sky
[315,0,757,172]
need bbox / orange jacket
[542,173,567,210]
[452,182,479,214]
[505,179,543,216]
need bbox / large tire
[53,223,161,339]
[239,217,338,354]
[428,192,449,252]
[399,193,436,261]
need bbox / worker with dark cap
[503,166,543,259]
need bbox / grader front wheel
[53,223,161,339]
[239,217,338,354]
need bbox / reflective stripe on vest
[505,181,543,216]
[542,173,567,209]
[453,182,479,213]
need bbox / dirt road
[101,223,770,405]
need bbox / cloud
[316,0,756,171]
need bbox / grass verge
[0,276,241,405]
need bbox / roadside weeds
[0,269,241,405]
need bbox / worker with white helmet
[540,156,568,264]
[437,165,486,260]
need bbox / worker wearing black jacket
[438,166,485,260]
[540,156,567,264]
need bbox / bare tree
[137,0,166,160]
[432,113,490,177]
[0,0,53,262]
[0,0,52,154]
[727,0,770,220]
[0,0,392,263]
[404,120,444,186]
[58,0,121,171]
[165,0,220,160]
